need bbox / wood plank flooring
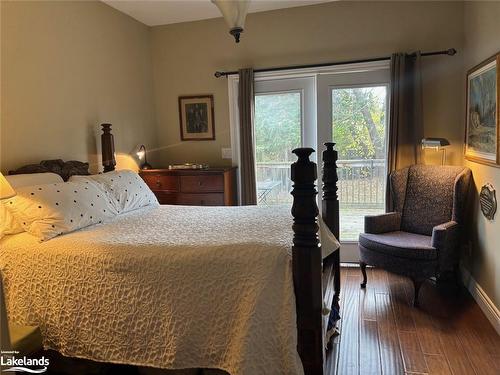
[326,267,500,375]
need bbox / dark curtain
[387,52,424,211]
[238,68,257,205]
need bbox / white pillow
[4,181,119,241]
[70,170,158,214]
[0,204,25,239]
[6,172,63,188]
[1,173,64,239]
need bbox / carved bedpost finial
[291,147,319,248]
[101,123,116,173]
[322,142,339,239]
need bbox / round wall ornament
[479,183,497,220]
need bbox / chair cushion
[359,231,437,260]
[400,165,465,236]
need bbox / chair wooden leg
[360,261,367,288]
[412,279,424,307]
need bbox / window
[331,86,388,241]
[254,92,301,205]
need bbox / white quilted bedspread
[0,205,338,375]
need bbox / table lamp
[421,138,450,165]
[136,145,152,170]
[0,172,16,200]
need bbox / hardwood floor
[326,267,500,375]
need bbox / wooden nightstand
[139,167,237,206]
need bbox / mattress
[0,204,339,375]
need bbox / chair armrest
[432,221,459,273]
[364,212,401,234]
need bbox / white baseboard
[460,266,500,335]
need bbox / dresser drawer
[177,193,224,206]
[142,175,179,192]
[153,191,178,205]
[180,175,224,193]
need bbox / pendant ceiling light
[211,0,251,43]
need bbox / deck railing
[256,159,386,207]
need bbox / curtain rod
[214,48,457,78]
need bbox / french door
[248,65,390,262]
[254,77,315,205]
[317,68,390,261]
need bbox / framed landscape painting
[465,52,500,166]
[179,95,215,141]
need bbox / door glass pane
[255,92,301,205]
[332,86,387,241]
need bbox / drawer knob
[198,181,203,186]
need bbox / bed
[1,125,341,375]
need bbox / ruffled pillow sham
[70,170,158,214]
[4,181,118,241]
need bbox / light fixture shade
[212,0,250,29]
[0,172,16,200]
[421,138,450,149]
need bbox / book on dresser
[139,167,237,206]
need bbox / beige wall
[151,1,465,167]
[462,1,500,308]
[0,1,157,174]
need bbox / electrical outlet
[221,148,232,159]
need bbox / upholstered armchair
[358,165,472,306]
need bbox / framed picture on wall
[465,52,500,166]
[178,95,215,141]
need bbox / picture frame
[465,52,500,166]
[178,95,215,141]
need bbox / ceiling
[102,0,335,27]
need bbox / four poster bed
[3,124,341,375]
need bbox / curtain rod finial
[447,48,457,56]
[214,71,224,78]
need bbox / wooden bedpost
[322,142,339,239]
[322,142,340,310]
[101,123,116,172]
[291,147,323,375]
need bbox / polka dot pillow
[4,181,119,241]
[70,170,158,214]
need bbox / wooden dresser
[139,167,237,206]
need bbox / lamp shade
[212,0,250,29]
[212,0,250,42]
[0,172,16,199]
[421,138,450,148]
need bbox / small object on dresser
[169,163,208,170]
[479,183,497,220]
